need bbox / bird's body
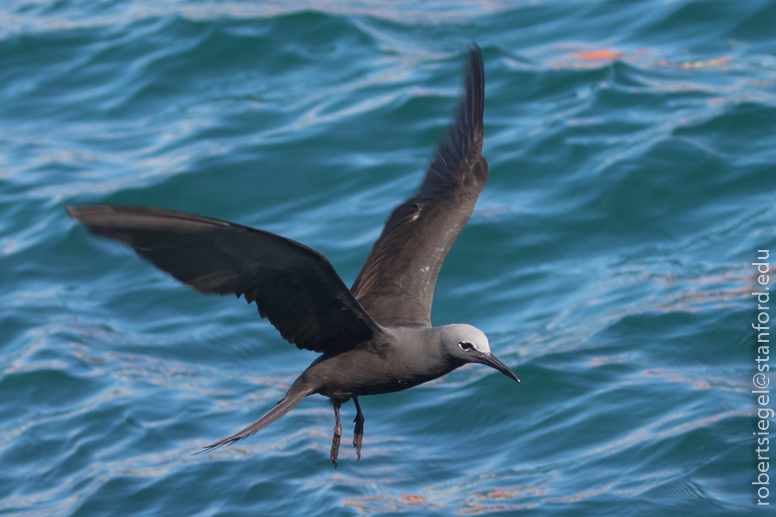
[307,325,476,399]
[67,45,519,466]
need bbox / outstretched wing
[350,45,488,328]
[68,205,381,354]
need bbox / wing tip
[66,204,108,222]
[464,42,485,137]
[446,43,485,158]
[422,43,486,189]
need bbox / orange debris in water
[398,494,426,504]
[572,49,623,60]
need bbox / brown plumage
[67,45,519,466]
[351,48,487,327]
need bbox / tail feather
[199,387,310,453]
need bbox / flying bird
[67,44,519,466]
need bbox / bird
[67,44,519,466]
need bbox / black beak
[476,353,520,383]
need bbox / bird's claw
[330,420,342,467]
[353,414,364,460]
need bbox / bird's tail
[199,383,311,453]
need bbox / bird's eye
[459,341,475,351]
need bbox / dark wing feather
[68,205,381,354]
[350,45,488,327]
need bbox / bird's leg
[330,401,342,467]
[353,396,365,460]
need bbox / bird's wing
[350,45,487,328]
[68,205,381,354]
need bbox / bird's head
[441,324,520,383]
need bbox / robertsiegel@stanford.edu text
[753,250,772,506]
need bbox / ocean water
[1,0,774,515]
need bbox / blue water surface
[1,0,775,515]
